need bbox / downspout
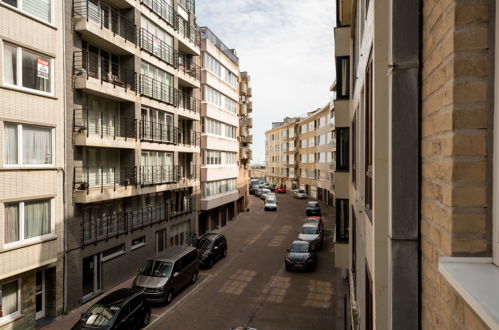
[62,0,68,315]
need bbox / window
[2,0,52,23]
[300,124,308,134]
[4,199,53,246]
[204,150,236,165]
[335,199,349,242]
[365,59,373,215]
[203,118,236,139]
[0,279,21,321]
[336,56,350,99]
[202,178,237,197]
[203,86,237,113]
[3,44,52,94]
[336,128,350,171]
[101,244,125,261]
[308,122,315,131]
[203,53,237,88]
[131,236,146,249]
[4,123,53,166]
[352,112,357,186]
[308,137,315,147]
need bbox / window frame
[1,0,54,25]
[494,15,499,265]
[2,198,55,249]
[335,199,349,242]
[3,122,55,168]
[336,127,350,171]
[0,278,22,325]
[336,56,350,100]
[2,43,55,96]
[365,58,373,218]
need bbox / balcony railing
[139,74,179,106]
[178,0,195,13]
[140,0,175,27]
[81,199,194,246]
[74,166,138,192]
[73,108,136,140]
[177,17,200,46]
[73,0,136,44]
[178,54,200,80]
[73,51,136,91]
[139,120,176,144]
[179,93,200,113]
[139,28,177,68]
[140,164,198,185]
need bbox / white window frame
[3,123,55,168]
[2,43,55,96]
[100,244,126,262]
[1,0,54,25]
[2,198,55,249]
[0,278,22,325]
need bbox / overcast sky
[197,0,336,164]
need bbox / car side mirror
[173,272,180,278]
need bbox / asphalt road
[146,192,347,330]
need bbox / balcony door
[141,107,173,142]
[141,151,173,184]
[86,148,120,187]
[85,94,120,136]
[35,270,45,320]
[82,254,101,301]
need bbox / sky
[197,0,336,164]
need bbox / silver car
[293,189,308,199]
[298,223,324,250]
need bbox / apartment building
[237,71,253,211]
[296,105,334,203]
[198,27,245,234]
[0,1,65,328]
[265,117,298,189]
[64,0,201,311]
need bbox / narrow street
[147,193,346,330]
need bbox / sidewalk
[41,278,134,329]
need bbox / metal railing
[138,74,179,106]
[73,108,136,139]
[179,93,200,113]
[140,0,175,27]
[82,212,128,244]
[178,53,200,80]
[74,166,137,192]
[177,17,200,46]
[178,0,195,13]
[139,120,176,144]
[139,28,177,68]
[140,165,179,185]
[73,51,137,92]
[129,203,167,230]
[177,128,199,147]
[73,0,136,44]
[199,26,238,64]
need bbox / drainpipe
[62,0,68,315]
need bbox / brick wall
[421,0,491,329]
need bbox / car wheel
[223,248,227,258]
[166,290,174,304]
[191,271,198,284]
[208,259,214,268]
[142,310,151,326]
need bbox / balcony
[240,117,253,128]
[179,93,200,113]
[240,103,247,116]
[73,0,136,55]
[138,28,177,68]
[247,87,253,97]
[177,53,201,87]
[178,0,195,13]
[138,74,179,106]
[73,51,136,102]
[247,101,253,113]
[240,126,249,137]
[240,135,253,144]
[81,200,194,246]
[240,82,247,95]
[73,108,136,149]
[140,0,175,28]
[139,165,198,185]
[240,147,249,159]
[139,121,199,148]
[177,18,201,55]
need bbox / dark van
[133,246,199,304]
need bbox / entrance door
[156,229,166,253]
[35,270,45,319]
[82,255,101,300]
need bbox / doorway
[35,270,45,320]
[82,255,101,301]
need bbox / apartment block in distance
[198,27,244,234]
[265,117,299,189]
[237,71,253,210]
[0,1,64,328]
[296,105,334,204]
[64,0,201,311]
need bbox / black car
[196,233,228,268]
[72,288,151,330]
[249,183,259,194]
[270,184,276,191]
[285,241,317,271]
[305,201,322,216]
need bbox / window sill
[0,3,56,30]
[101,250,126,262]
[0,84,56,99]
[0,312,23,327]
[131,243,146,251]
[1,234,57,252]
[438,257,499,329]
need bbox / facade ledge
[0,257,57,281]
[74,133,137,149]
[200,191,239,211]
[439,257,499,329]
[74,75,136,102]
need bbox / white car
[293,189,308,199]
[264,198,278,211]
[298,223,324,250]
[260,188,271,200]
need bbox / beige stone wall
[421,0,490,328]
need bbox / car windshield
[262,189,270,194]
[197,239,215,249]
[307,202,319,207]
[266,200,277,205]
[139,260,173,278]
[301,226,319,235]
[290,243,309,253]
[81,303,121,327]
[298,190,306,193]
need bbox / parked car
[72,288,151,329]
[260,188,271,200]
[298,223,324,250]
[305,216,325,230]
[275,186,286,193]
[254,188,263,197]
[249,183,259,194]
[293,189,308,199]
[264,197,278,211]
[270,184,277,191]
[196,233,228,268]
[285,240,317,271]
[133,246,199,304]
[305,201,322,216]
